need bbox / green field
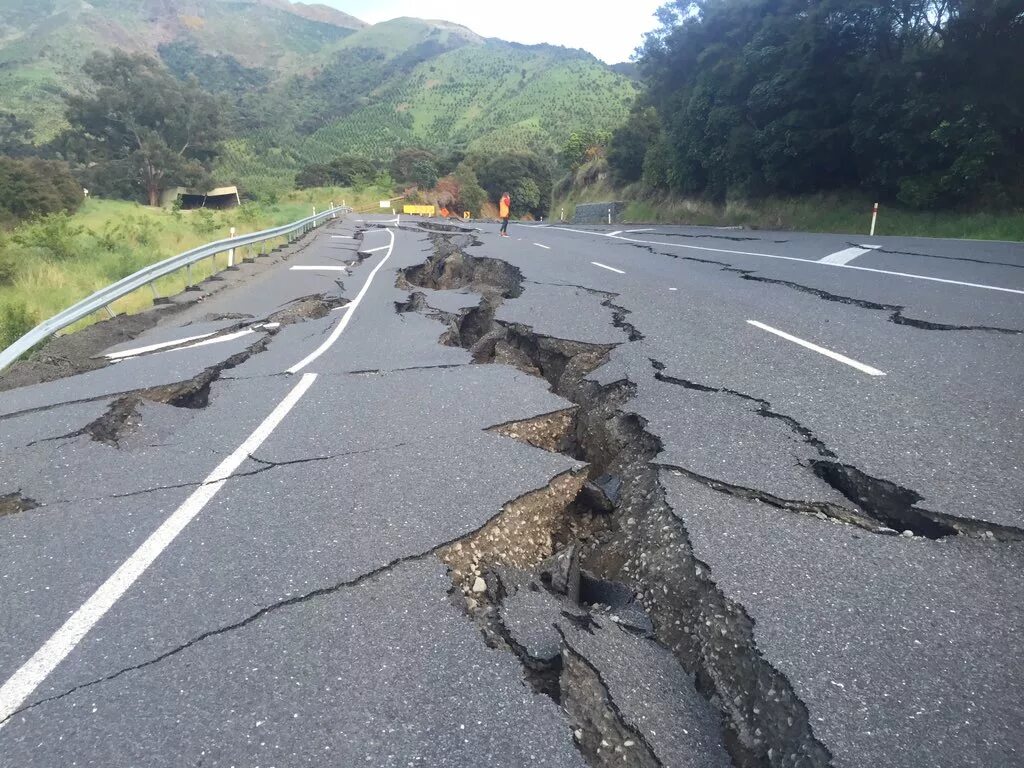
[0,186,390,349]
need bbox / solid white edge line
[0,372,318,728]
[364,246,390,253]
[286,229,396,374]
[104,332,217,360]
[330,235,353,239]
[289,266,349,272]
[551,228,1024,295]
[747,320,886,376]
[591,262,625,275]
[534,243,551,250]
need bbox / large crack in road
[396,226,1024,767]
[398,231,830,767]
[3,220,1018,765]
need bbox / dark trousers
[500,217,509,234]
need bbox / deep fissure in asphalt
[0,491,40,517]
[400,232,835,768]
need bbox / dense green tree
[608,106,662,185]
[0,113,35,158]
[295,155,379,188]
[0,157,83,227]
[626,0,1024,207]
[561,129,612,171]
[472,151,554,217]
[390,148,440,186]
[411,159,440,189]
[453,164,488,215]
[64,52,223,206]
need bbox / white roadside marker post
[870,202,879,237]
[608,208,612,225]
[330,201,335,219]
[228,227,236,267]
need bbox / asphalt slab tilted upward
[0,215,1021,767]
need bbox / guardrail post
[104,305,115,319]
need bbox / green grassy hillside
[0,4,638,192]
[0,0,362,141]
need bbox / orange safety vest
[499,195,510,218]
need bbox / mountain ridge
[0,0,638,192]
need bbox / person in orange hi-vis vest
[499,192,511,237]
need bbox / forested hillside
[609,0,1024,209]
[0,1,638,193]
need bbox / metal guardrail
[0,205,351,373]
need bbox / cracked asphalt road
[0,215,1021,767]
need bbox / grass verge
[0,185,390,349]
[555,189,1024,241]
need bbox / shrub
[0,251,18,286]
[0,157,83,225]
[191,208,219,235]
[0,300,38,350]
[12,213,86,260]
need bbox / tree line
[0,48,561,224]
[295,147,555,218]
[609,0,1024,209]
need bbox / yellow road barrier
[403,205,435,216]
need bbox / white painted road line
[178,328,256,351]
[104,332,217,360]
[364,246,390,253]
[552,227,1024,295]
[609,231,623,237]
[591,262,625,275]
[534,243,551,250]
[287,229,396,374]
[330,235,353,239]
[0,372,318,728]
[747,320,887,377]
[818,246,878,266]
[627,228,654,233]
[290,265,349,272]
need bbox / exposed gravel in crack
[558,632,664,768]
[0,470,569,728]
[400,231,833,767]
[0,491,40,518]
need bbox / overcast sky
[320,0,665,63]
